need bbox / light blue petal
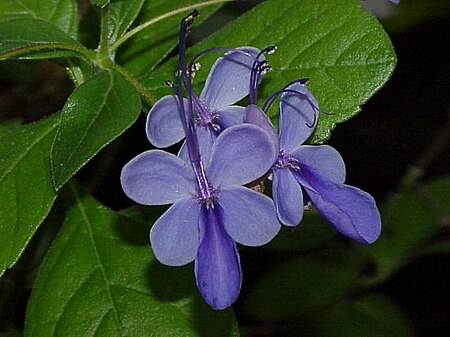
[296,165,381,244]
[178,125,217,164]
[279,82,319,151]
[244,104,279,150]
[121,150,197,205]
[272,168,304,226]
[217,105,245,128]
[291,145,346,184]
[150,196,200,266]
[200,47,261,108]
[207,124,277,187]
[146,95,188,148]
[195,204,241,310]
[219,186,280,246]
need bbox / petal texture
[200,47,261,108]
[121,150,196,205]
[219,186,280,246]
[207,124,277,187]
[291,145,346,184]
[244,104,279,150]
[178,125,217,164]
[195,204,241,310]
[146,95,188,148]
[217,105,245,128]
[272,168,304,226]
[297,165,381,244]
[150,196,200,266]
[279,82,319,151]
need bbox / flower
[121,11,280,309]
[245,81,381,244]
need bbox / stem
[98,6,110,62]
[110,0,234,51]
[0,43,96,62]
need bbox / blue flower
[245,80,381,244]
[121,11,280,309]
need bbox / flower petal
[121,150,197,205]
[178,125,217,164]
[146,95,188,148]
[279,82,319,151]
[291,145,346,184]
[200,47,261,108]
[150,196,200,266]
[244,104,279,150]
[217,105,245,128]
[297,165,381,244]
[272,168,304,226]
[195,204,241,310]
[207,124,277,187]
[219,186,280,246]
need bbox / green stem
[0,43,96,62]
[110,0,234,51]
[98,6,110,62]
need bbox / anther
[174,69,183,77]
[165,80,175,88]
[184,10,199,25]
[266,45,277,54]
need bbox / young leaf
[116,0,223,78]
[107,0,146,46]
[145,0,396,143]
[0,18,84,60]
[51,70,141,190]
[0,114,59,277]
[0,0,78,38]
[24,184,239,337]
[294,294,415,337]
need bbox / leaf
[24,184,240,337]
[295,293,415,337]
[0,118,23,136]
[244,246,362,320]
[145,0,396,143]
[51,70,142,190]
[0,0,78,38]
[91,0,110,7]
[0,114,59,277]
[107,0,146,46]
[116,0,223,78]
[0,18,83,60]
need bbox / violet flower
[121,11,280,309]
[245,80,381,244]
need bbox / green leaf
[0,118,22,136]
[107,0,146,46]
[264,210,336,252]
[145,0,396,143]
[51,70,142,190]
[91,0,110,7]
[0,114,59,277]
[0,0,78,38]
[295,294,415,337]
[244,247,362,320]
[0,18,83,60]
[25,184,240,337]
[116,0,223,78]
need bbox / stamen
[248,45,277,104]
[165,80,175,88]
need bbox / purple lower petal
[207,124,277,187]
[121,150,196,205]
[150,197,200,266]
[217,105,245,128]
[219,186,280,246]
[272,168,304,226]
[296,165,381,244]
[244,104,279,150]
[146,95,187,148]
[200,47,261,109]
[178,125,217,164]
[195,203,242,310]
[291,145,346,184]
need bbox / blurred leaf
[145,0,396,143]
[0,18,82,60]
[107,0,146,46]
[295,293,415,337]
[244,247,362,320]
[0,118,22,136]
[91,0,110,7]
[0,0,78,38]
[359,177,450,284]
[0,114,59,277]
[25,184,239,337]
[264,210,336,252]
[116,0,222,78]
[51,70,142,190]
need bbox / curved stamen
[188,47,254,71]
[249,45,276,104]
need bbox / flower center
[275,150,299,170]
[193,98,221,131]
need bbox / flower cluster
[121,11,381,310]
